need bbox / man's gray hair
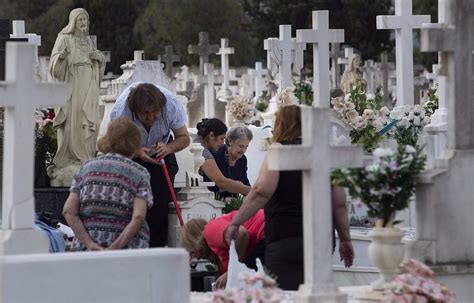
[226,125,253,143]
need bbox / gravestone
[292,38,306,76]
[254,61,265,100]
[0,43,67,254]
[159,45,180,79]
[411,0,474,300]
[376,0,430,106]
[188,32,219,74]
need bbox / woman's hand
[214,272,228,289]
[89,50,103,62]
[225,223,239,245]
[59,49,69,60]
[86,241,105,251]
[339,240,354,268]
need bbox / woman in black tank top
[224,105,354,290]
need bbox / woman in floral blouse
[63,117,153,250]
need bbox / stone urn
[368,218,404,290]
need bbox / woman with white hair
[205,125,253,199]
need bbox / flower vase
[368,217,404,291]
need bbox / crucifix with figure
[0,42,67,254]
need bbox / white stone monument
[159,45,180,79]
[376,0,430,106]
[0,42,67,254]
[296,10,344,107]
[188,32,219,74]
[216,38,234,100]
[411,0,474,300]
[267,107,364,302]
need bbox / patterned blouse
[70,153,153,250]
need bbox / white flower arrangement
[227,96,253,121]
[274,86,299,108]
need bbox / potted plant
[332,144,426,290]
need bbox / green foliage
[423,86,439,117]
[332,145,426,227]
[222,194,244,214]
[350,126,384,154]
[255,99,269,112]
[293,80,313,106]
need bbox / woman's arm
[225,154,279,243]
[108,197,148,249]
[63,192,104,251]
[332,186,354,268]
[202,159,250,195]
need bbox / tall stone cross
[217,38,234,97]
[263,38,279,78]
[203,63,216,118]
[330,43,341,89]
[267,106,363,301]
[274,25,295,90]
[160,45,180,79]
[297,10,344,107]
[0,42,67,254]
[188,32,219,74]
[377,0,431,106]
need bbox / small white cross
[217,38,234,94]
[297,10,344,107]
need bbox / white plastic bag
[225,240,264,290]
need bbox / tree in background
[135,0,255,67]
[0,0,439,73]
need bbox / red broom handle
[158,157,184,226]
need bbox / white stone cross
[292,38,306,76]
[337,46,353,73]
[263,38,279,78]
[377,0,430,106]
[134,50,144,61]
[425,64,439,83]
[363,59,377,94]
[267,106,363,301]
[0,43,67,254]
[254,61,265,99]
[275,25,295,90]
[203,63,216,118]
[10,20,41,47]
[160,45,180,79]
[330,43,342,89]
[217,38,234,98]
[188,32,219,74]
[297,10,344,107]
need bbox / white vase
[368,227,404,290]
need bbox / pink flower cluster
[383,259,455,303]
[212,272,286,303]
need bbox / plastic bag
[225,240,265,290]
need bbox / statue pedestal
[47,164,82,187]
